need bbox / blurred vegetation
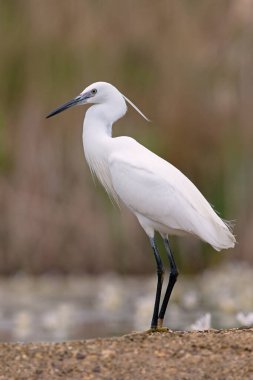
[0,0,252,274]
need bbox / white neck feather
[82,103,126,203]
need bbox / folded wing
[109,137,235,251]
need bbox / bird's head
[46,81,149,121]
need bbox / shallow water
[0,262,252,342]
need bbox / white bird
[47,82,236,330]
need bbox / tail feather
[197,218,236,251]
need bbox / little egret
[47,82,236,330]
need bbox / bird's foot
[146,327,170,334]
[146,318,171,333]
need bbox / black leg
[158,238,178,327]
[149,237,164,329]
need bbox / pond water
[0,262,252,342]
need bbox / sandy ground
[0,328,252,380]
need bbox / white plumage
[80,82,235,251]
[47,81,235,329]
[109,138,235,251]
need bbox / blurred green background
[0,0,252,275]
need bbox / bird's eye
[91,89,97,95]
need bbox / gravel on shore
[0,327,252,380]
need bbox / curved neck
[82,105,114,169]
[86,98,127,127]
[84,106,113,139]
[82,100,126,152]
[82,103,123,202]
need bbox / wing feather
[109,137,235,250]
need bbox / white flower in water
[182,290,198,309]
[189,313,211,331]
[13,311,33,340]
[236,312,253,327]
[134,295,153,331]
[42,303,76,339]
[97,282,123,312]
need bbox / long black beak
[46,95,83,119]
